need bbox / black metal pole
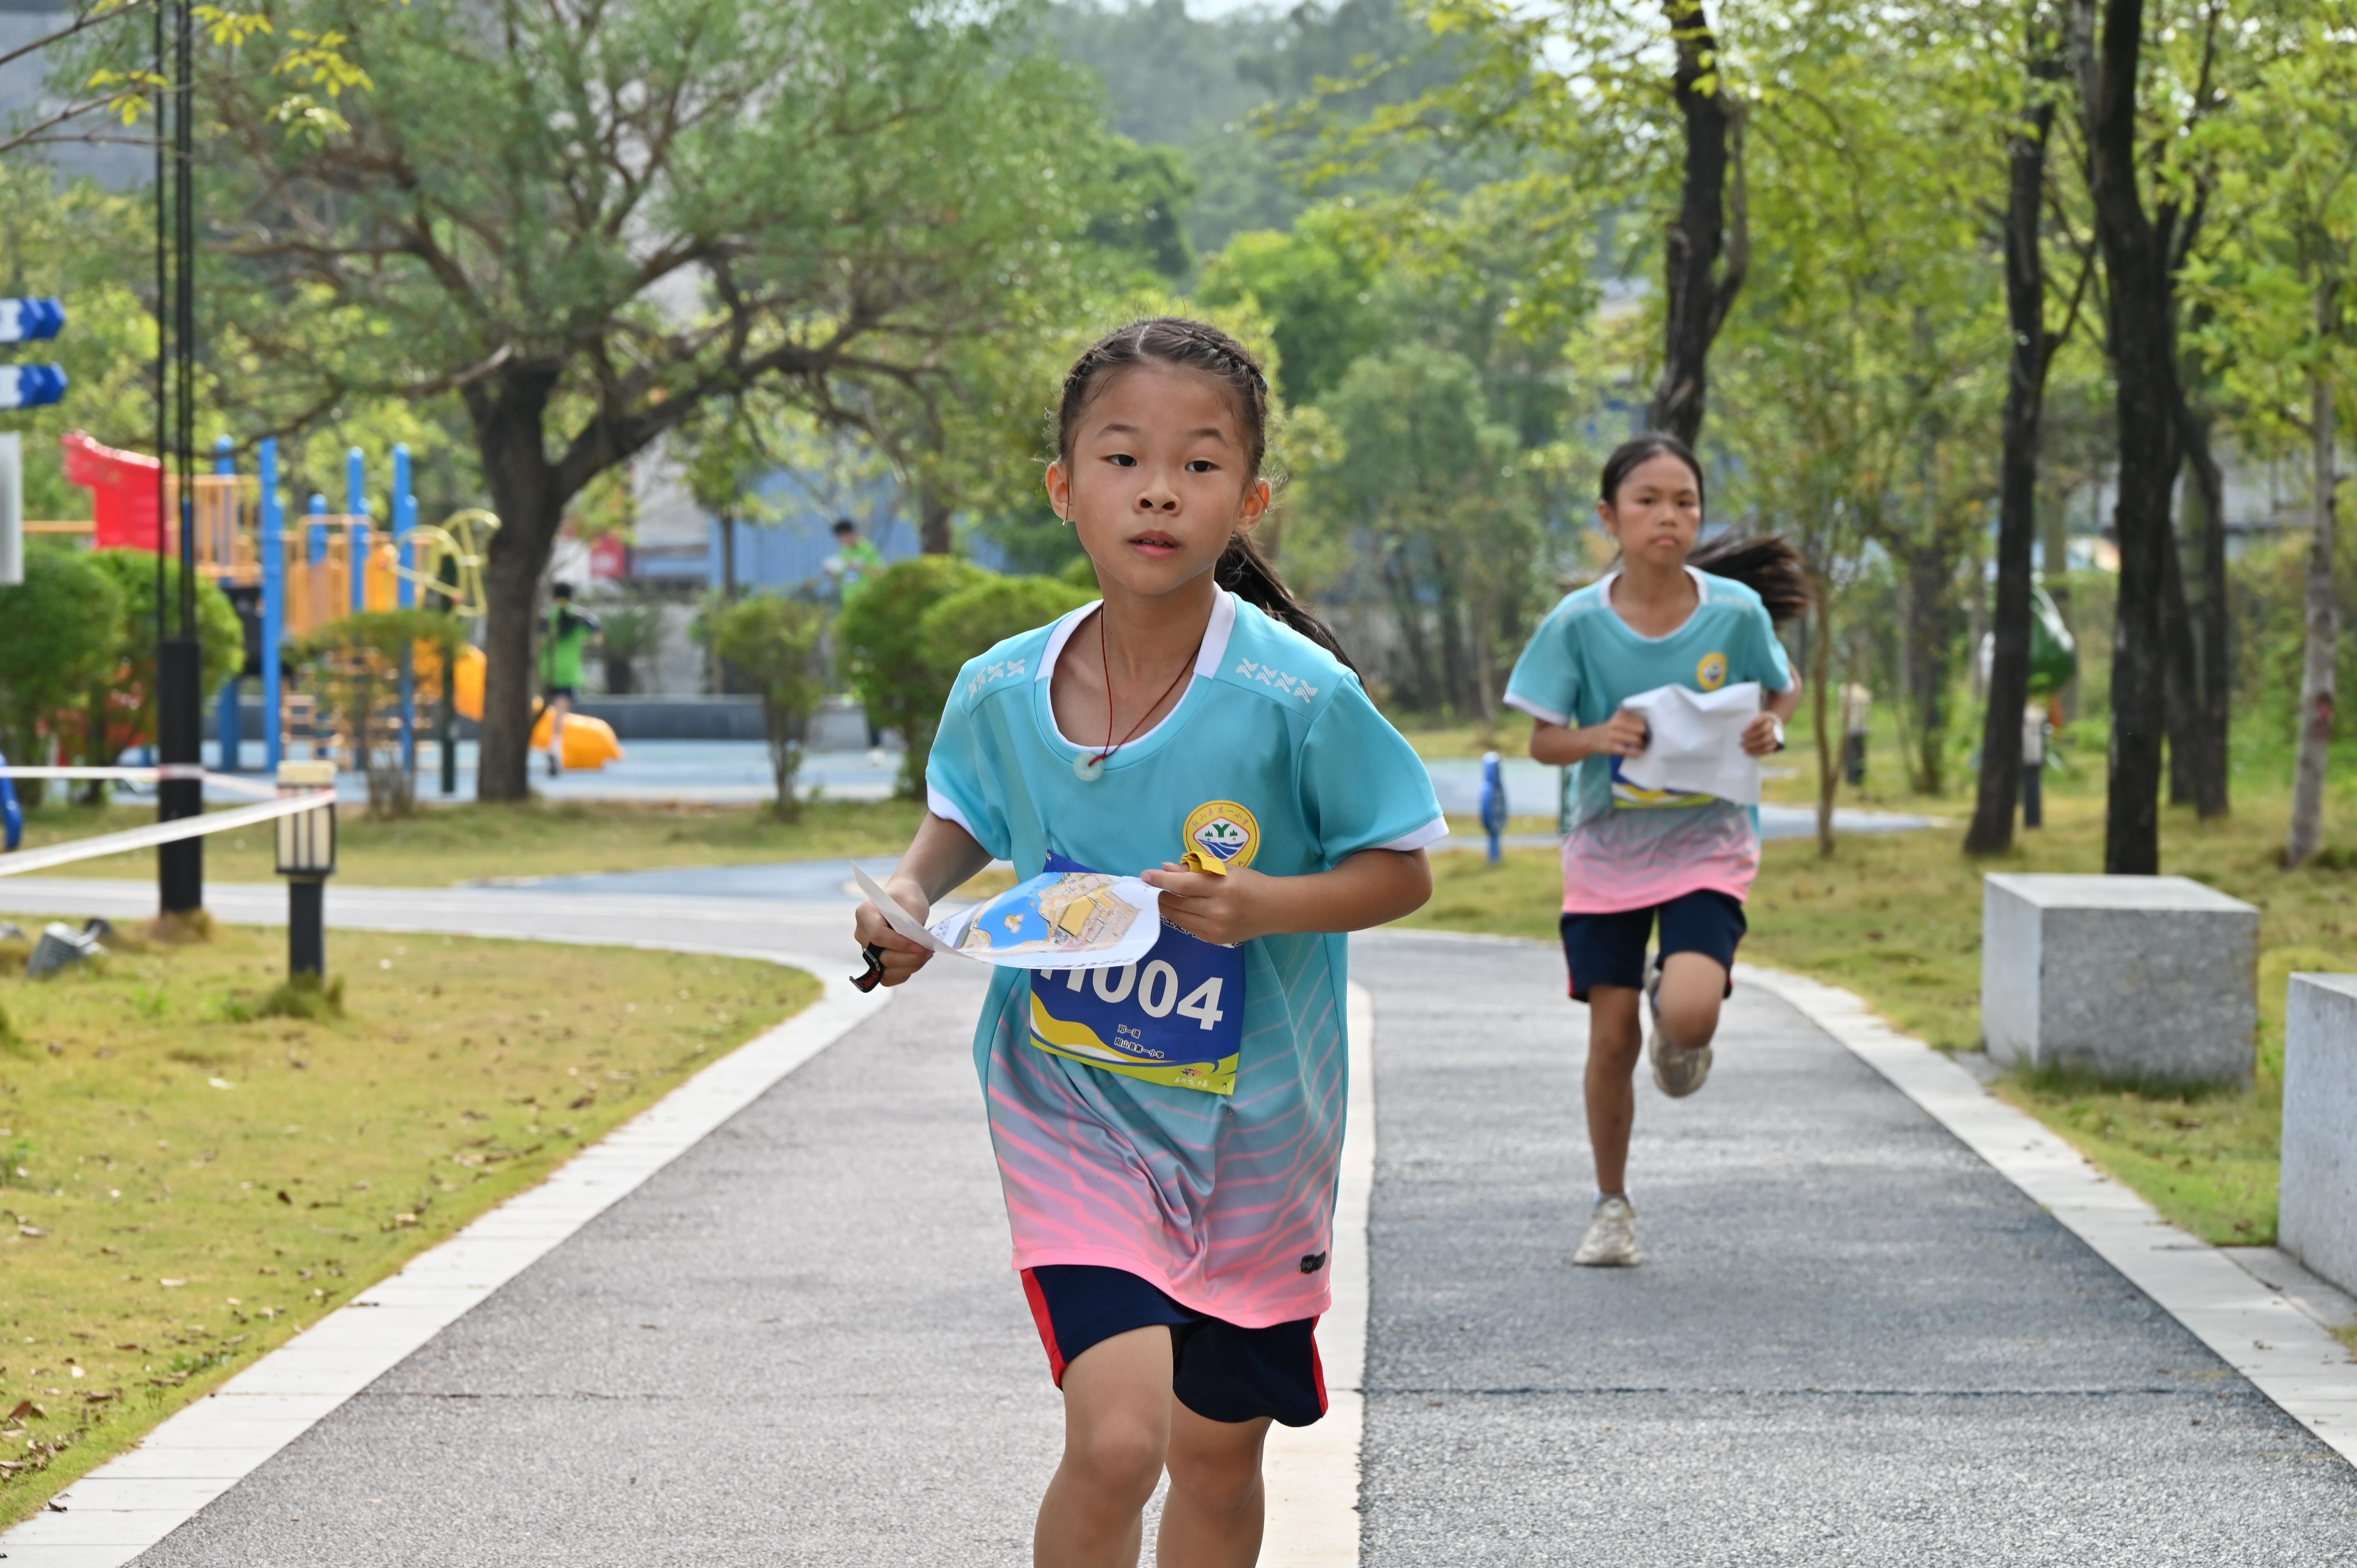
[440,650,458,795]
[155,0,203,917]
[288,877,324,975]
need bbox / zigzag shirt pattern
[927,587,1446,1328]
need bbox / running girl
[853,318,1444,1567]
[1503,433,1808,1269]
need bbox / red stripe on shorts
[1019,1268,1068,1387]
[1309,1314,1329,1416]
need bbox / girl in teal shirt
[853,320,1442,1568]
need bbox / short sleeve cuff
[1377,815,1449,853]
[926,785,979,841]
[1503,690,1569,727]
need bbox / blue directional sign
[0,297,65,343]
[0,364,68,409]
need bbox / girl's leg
[1157,1402,1271,1568]
[1037,1326,1175,1568]
[1583,984,1643,1194]
[1652,951,1731,1053]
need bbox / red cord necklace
[1074,616,1201,782]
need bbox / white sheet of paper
[852,865,960,956]
[1616,680,1765,805]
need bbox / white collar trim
[1597,565,1710,640]
[1035,583,1238,683]
[1036,585,1238,753]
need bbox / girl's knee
[1164,1419,1265,1512]
[1065,1421,1166,1506]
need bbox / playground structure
[58,433,622,779]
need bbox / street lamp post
[274,759,336,977]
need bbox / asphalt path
[2,878,2351,1563]
[1353,929,2357,1566]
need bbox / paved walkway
[0,880,2350,1563]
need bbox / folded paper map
[854,865,1164,972]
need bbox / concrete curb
[1260,981,1373,1568]
[2,957,890,1566]
[1740,963,2357,1470]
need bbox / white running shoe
[1646,955,1714,1098]
[1574,1194,1640,1267]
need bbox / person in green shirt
[538,582,601,778]
[823,517,883,603]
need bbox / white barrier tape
[0,766,280,800]
[0,792,329,878]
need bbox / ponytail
[1216,532,1360,674]
[1689,532,1811,626]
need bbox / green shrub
[918,574,1096,688]
[79,551,244,792]
[837,556,991,794]
[0,547,122,803]
[709,594,829,821]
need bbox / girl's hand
[1740,712,1786,757]
[852,883,935,987]
[1140,863,1280,947]
[1586,708,1650,758]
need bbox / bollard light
[275,759,336,977]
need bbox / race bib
[1608,755,1714,810]
[1026,853,1244,1095]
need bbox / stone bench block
[2282,974,2357,1297]
[1982,873,2258,1086]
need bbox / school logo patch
[1183,800,1260,871]
[1696,652,1729,691]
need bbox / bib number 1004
[1057,961,1226,1031]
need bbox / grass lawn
[1403,747,2357,1251]
[17,796,926,888]
[0,918,817,1526]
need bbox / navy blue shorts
[1020,1265,1327,1428]
[1560,889,1746,1002]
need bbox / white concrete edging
[3,959,889,1566]
[1259,981,1373,1568]
[1741,964,2357,1467]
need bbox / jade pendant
[1072,753,1106,782]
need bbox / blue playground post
[307,493,328,565]
[394,444,417,774]
[1480,750,1507,865]
[260,438,284,771]
[346,447,369,614]
[212,437,242,772]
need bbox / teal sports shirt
[1504,567,1793,914]
[926,587,1445,1326]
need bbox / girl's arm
[1141,848,1432,948]
[1528,711,1648,767]
[852,811,996,986]
[1741,677,1806,756]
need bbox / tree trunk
[466,364,567,804]
[2078,0,2179,874]
[1813,587,1836,858]
[1902,542,1959,797]
[2176,404,2232,815]
[919,489,953,555]
[2162,533,2202,806]
[1383,546,1442,714]
[1966,78,2058,856]
[720,510,739,601]
[2287,273,2341,867]
[1646,0,1745,446]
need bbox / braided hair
[1056,318,1357,671]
